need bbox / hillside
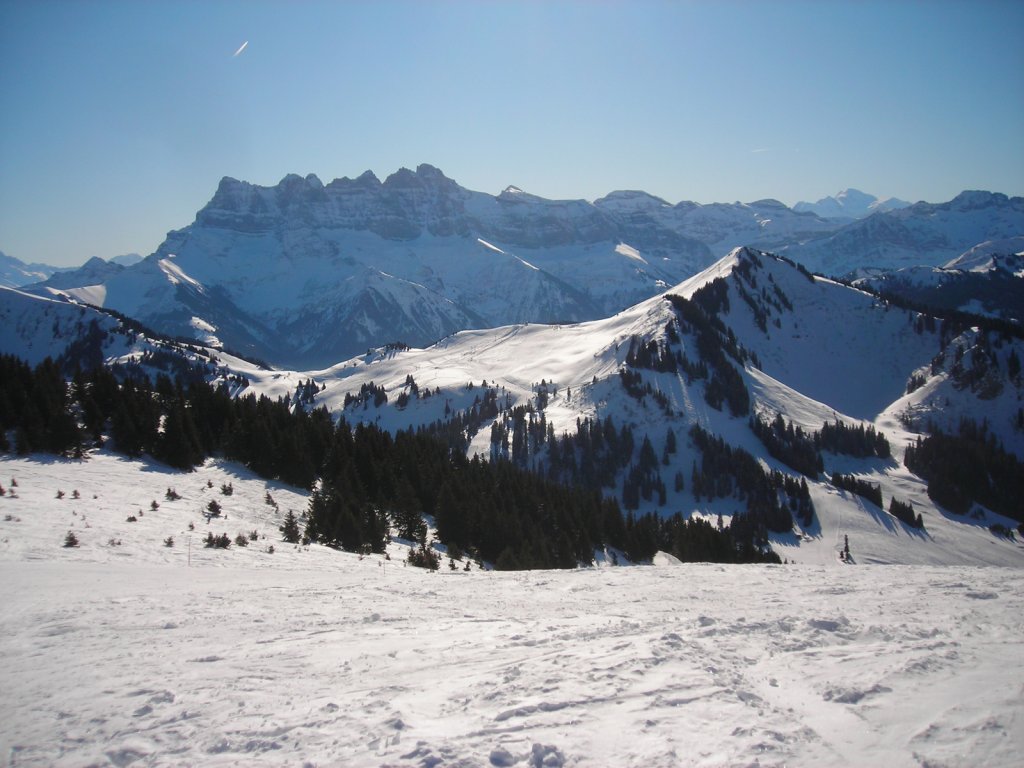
[21,165,858,369]
[1,451,1021,767]
[782,191,1024,277]
[3,246,1023,765]
[272,247,1021,567]
[18,172,1021,367]
[4,248,1023,568]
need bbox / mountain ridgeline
[18,163,1021,369]
[3,241,1023,567]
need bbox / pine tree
[279,509,301,543]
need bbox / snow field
[3,560,1022,767]
[1,452,1023,767]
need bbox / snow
[1,451,1022,768]
[614,242,648,264]
[476,238,506,255]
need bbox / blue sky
[2,0,1022,267]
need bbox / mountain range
[3,243,1022,567]
[13,166,1023,369]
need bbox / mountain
[30,256,126,292]
[17,168,1022,366]
[109,252,143,267]
[0,250,62,289]
[794,188,910,220]
[943,237,1024,272]
[854,240,1024,324]
[593,191,842,257]
[0,283,265,389]
[254,247,1022,566]
[783,191,1024,277]
[3,247,1023,569]
[23,165,849,369]
[31,166,717,368]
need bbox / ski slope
[1,452,1022,768]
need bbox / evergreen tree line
[622,275,772,421]
[304,422,638,570]
[689,425,813,531]
[830,473,883,508]
[614,292,753,421]
[488,407,685,515]
[0,355,84,456]
[831,274,1024,344]
[613,510,781,565]
[888,497,924,529]
[731,254,788,332]
[817,419,891,459]
[0,356,334,488]
[1,353,788,567]
[617,368,673,415]
[421,385,506,455]
[545,415,640,495]
[751,413,823,479]
[904,419,1024,520]
[750,415,891,480]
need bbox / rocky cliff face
[43,165,719,367]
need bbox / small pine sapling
[279,510,301,543]
[164,536,174,547]
[150,500,160,511]
[63,531,79,548]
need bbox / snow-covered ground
[2,452,1023,767]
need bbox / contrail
[233,41,249,57]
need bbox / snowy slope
[34,166,712,368]
[783,191,1024,277]
[852,238,1024,324]
[0,285,266,390]
[233,248,1024,568]
[793,188,911,220]
[31,168,1019,365]
[1,451,1022,768]
[5,246,1022,568]
[0,286,125,366]
[0,250,62,289]
[595,192,842,258]
[944,237,1024,271]
[23,165,844,369]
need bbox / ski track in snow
[2,562,1022,768]
[1,455,1023,767]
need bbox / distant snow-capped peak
[793,188,911,220]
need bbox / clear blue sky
[2,0,1022,267]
